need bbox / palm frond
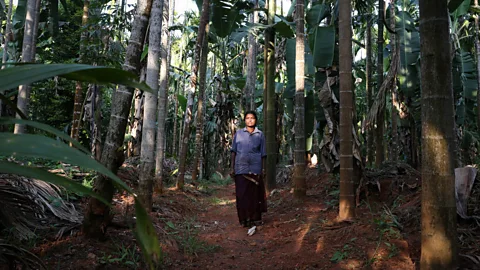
[0,242,47,269]
[0,174,82,240]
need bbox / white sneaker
[247,226,256,236]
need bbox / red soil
[34,167,423,269]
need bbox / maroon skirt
[234,174,267,226]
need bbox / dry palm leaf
[0,174,82,240]
[364,44,400,129]
[0,241,46,269]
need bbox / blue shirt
[231,127,267,175]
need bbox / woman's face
[245,113,256,128]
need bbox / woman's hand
[230,169,235,179]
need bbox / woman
[230,111,267,228]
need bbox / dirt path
[34,169,418,270]
[166,176,416,270]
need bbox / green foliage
[330,244,352,263]
[99,242,141,268]
[395,10,420,97]
[163,218,219,256]
[0,64,160,268]
[0,64,152,93]
[311,26,336,68]
[210,0,251,38]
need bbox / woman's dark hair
[244,110,257,121]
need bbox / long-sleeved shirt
[231,127,266,175]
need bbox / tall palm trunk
[176,0,210,190]
[366,17,373,166]
[375,0,385,167]
[338,0,355,220]
[390,0,398,161]
[70,0,89,142]
[48,0,59,37]
[245,0,258,111]
[166,0,175,156]
[154,0,170,192]
[293,0,306,198]
[14,0,38,133]
[83,0,153,238]
[419,0,457,268]
[129,89,144,157]
[475,0,480,130]
[2,0,13,66]
[265,0,277,192]
[1,0,13,122]
[178,74,187,157]
[191,24,209,182]
[139,0,163,211]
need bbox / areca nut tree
[154,0,170,193]
[338,0,355,220]
[419,0,458,268]
[14,0,38,134]
[294,0,306,198]
[176,0,210,190]
[83,0,153,237]
[138,0,163,211]
[265,0,277,192]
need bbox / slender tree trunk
[375,0,385,167]
[265,0,277,192]
[14,0,37,133]
[293,0,306,198]
[2,0,13,66]
[176,0,210,190]
[178,74,187,157]
[0,0,13,121]
[245,0,258,112]
[390,0,398,162]
[419,0,457,268]
[154,0,170,192]
[131,66,147,157]
[366,17,374,166]
[475,0,480,130]
[49,0,59,37]
[70,0,89,142]
[94,87,102,161]
[139,0,163,211]
[83,0,153,238]
[166,0,175,155]
[31,0,40,58]
[338,0,355,220]
[191,23,209,182]
[129,88,144,157]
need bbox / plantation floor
[162,171,416,270]
[34,165,429,269]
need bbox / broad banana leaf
[453,51,478,100]
[12,0,27,29]
[273,20,295,39]
[306,3,329,28]
[211,0,250,38]
[310,26,335,68]
[450,0,471,15]
[396,11,420,97]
